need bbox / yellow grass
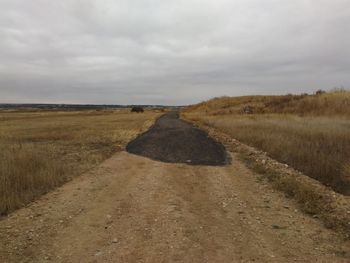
[188,90,350,116]
[183,91,350,195]
[0,109,160,214]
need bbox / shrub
[315,89,326,95]
[131,106,144,113]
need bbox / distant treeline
[0,104,182,110]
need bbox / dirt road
[0,114,349,262]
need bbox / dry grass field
[0,109,160,215]
[183,91,350,195]
[188,89,350,116]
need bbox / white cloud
[0,0,349,104]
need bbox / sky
[0,0,349,105]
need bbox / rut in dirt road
[126,112,229,165]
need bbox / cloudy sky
[0,0,349,105]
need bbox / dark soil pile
[126,112,229,165]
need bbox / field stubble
[0,109,160,215]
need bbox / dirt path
[1,152,349,262]
[0,115,349,263]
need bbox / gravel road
[127,112,228,165]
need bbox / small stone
[112,238,118,243]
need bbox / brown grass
[188,90,350,116]
[0,109,160,215]
[183,91,350,195]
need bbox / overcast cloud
[0,0,349,105]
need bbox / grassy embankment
[0,109,160,215]
[183,90,350,195]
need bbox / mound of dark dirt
[126,112,229,165]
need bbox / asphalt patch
[126,112,229,165]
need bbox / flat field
[0,109,160,214]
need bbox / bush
[315,89,326,95]
[131,106,144,113]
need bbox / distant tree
[315,89,326,95]
[131,106,144,113]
